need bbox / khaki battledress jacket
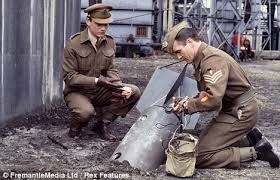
[188,42,258,168]
[188,42,253,114]
[63,28,121,96]
[62,29,140,121]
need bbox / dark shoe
[92,121,116,142]
[247,127,263,146]
[69,114,89,138]
[68,127,82,138]
[255,137,279,168]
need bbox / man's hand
[111,86,132,99]
[120,86,132,99]
[96,75,123,91]
[170,96,189,115]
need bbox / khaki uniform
[163,21,280,169]
[187,42,258,168]
[63,29,141,126]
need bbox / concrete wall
[0,0,81,123]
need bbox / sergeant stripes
[203,70,223,84]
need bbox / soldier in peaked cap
[84,3,113,24]
[162,21,279,169]
[62,3,141,141]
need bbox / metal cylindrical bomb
[111,106,180,171]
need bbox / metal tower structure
[171,0,278,59]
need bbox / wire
[113,9,167,23]
[155,122,179,129]
[153,105,181,129]
[164,114,192,150]
[113,12,154,22]
[159,122,181,149]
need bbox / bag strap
[168,124,184,152]
[164,64,188,105]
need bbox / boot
[68,116,88,138]
[247,127,263,146]
[254,137,279,168]
[92,120,117,141]
[69,126,82,138]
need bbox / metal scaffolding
[171,0,277,59]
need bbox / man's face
[86,18,108,38]
[173,39,195,64]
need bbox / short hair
[87,16,92,21]
[175,28,201,43]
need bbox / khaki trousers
[196,98,258,169]
[64,84,141,126]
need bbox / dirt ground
[0,55,280,180]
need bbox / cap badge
[162,41,168,48]
[103,9,109,16]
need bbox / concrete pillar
[157,0,163,42]
[0,0,4,122]
[251,0,262,51]
[163,0,168,35]
[237,0,243,56]
[278,0,280,49]
[168,0,174,31]
[268,0,272,50]
[208,0,216,45]
[0,0,80,123]
[183,0,187,18]
[251,0,260,50]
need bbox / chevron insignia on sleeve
[203,70,223,84]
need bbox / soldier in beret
[162,22,279,168]
[63,3,141,141]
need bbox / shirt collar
[80,28,107,46]
[88,29,97,48]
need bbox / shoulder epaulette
[202,46,213,56]
[105,34,114,40]
[70,32,81,40]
